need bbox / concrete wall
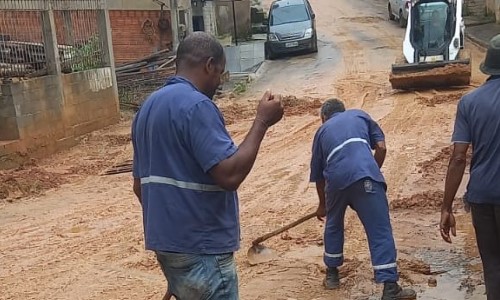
[224,40,264,73]
[491,0,500,22]
[466,0,487,16]
[215,0,251,40]
[0,68,119,159]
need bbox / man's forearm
[374,142,387,168]
[209,119,268,190]
[374,149,386,169]
[442,159,466,212]
[234,119,268,176]
[316,179,326,208]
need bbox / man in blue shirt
[310,99,416,300]
[440,34,500,300]
[131,32,283,299]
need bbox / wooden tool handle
[251,212,317,246]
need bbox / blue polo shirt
[309,109,385,191]
[452,76,500,205]
[131,76,240,254]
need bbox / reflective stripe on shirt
[141,175,225,192]
[326,138,370,163]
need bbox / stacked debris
[116,49,176,110]
[0,39,75,78]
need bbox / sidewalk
[466,21,500,49]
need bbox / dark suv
[264,0,318,59]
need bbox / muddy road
[0,0,491,299]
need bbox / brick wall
[109,10,172,64]
[0,11,98,44]
[0,10,173,64]
[0,68,119,162]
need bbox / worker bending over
[309,99,416,300]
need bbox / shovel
[247,212,317,266]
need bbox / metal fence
[0,0,106,79]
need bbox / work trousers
[470,203,500,300]
[156,251,239,300]
[323,177,399,283]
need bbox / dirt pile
[416,91,467,107]
[0,165,68,201]
[219,102,256,125]
[219,96,323,125]
[390,190,444,209]
[391,190,465,210]
[0,129,133,202]
[282,96,322,117]
[418,146,472,178]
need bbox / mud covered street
[0,0,492,299]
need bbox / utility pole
[169,0,180,50]
[231,0,238,45]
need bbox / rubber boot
[381,282,417,300]
[323,267,340,290]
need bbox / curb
[465,33,488,50]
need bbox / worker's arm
[131,116,142,205]
[367,114,386,169]
[186,91,282,191]
[440,143,468,243]
[315,179,326,221]
[373,141,387,169]
[440,98,471,243]
[209,119,271,190]
[310,129,326,220]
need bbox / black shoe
[382,282,417,300]
[323,267,340,290]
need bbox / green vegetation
[70,35,102,72]
[233,79,249,95]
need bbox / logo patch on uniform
[364,180,373,193]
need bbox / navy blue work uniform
[451,76,500,300]
[132,76,240,299]
[310,109,399,283]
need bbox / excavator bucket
[389,58,471,90]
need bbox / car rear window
[270,4,309,26]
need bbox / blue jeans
[155,251,239,300]
[323,178,399,283]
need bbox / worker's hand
[316,204,326,221]
[439,210,456,243]
[256,90,284,127]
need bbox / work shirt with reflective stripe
[452,76,500,205]
[309,109,385,191]
[131,76,239,254]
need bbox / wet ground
[0,0,492,299]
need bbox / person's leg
[156,253,175,299]
[349,179,398,283]
[323,188,349,289]
[349,178,415,299]
[207,253,239,300]
[470,203,500,300]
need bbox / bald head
[176,32,225,70]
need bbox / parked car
[264,0,318,60]
[388,0,411,27]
